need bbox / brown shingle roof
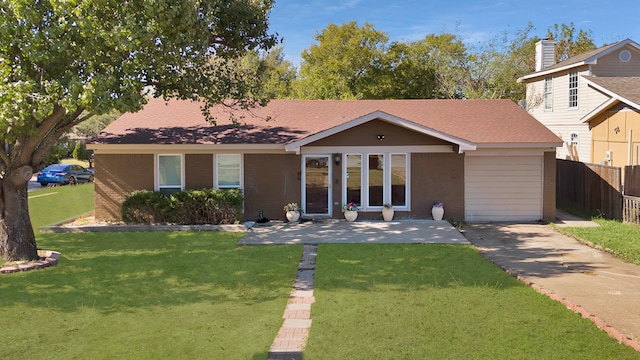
[582,76,640,107]
[93,98,561,146]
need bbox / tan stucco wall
[243,153,301,221]
[185,154,213,189]
[410,153,465,219]
[94,154,154,221]
[309,119,450,147]
[590,108,640,167]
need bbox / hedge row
[121,189,243,225]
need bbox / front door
[303,155,331,216]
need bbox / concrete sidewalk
[463,222,640,350]
[239,219,470,245]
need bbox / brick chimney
[535,39,556,71]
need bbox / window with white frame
[344,152,409,210]
[544,76,553,110]
[157,154,183,195]
[216,154,242,188]
[568,71,578,108]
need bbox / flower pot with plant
[382,204,394,221]
[283,202,302,222]
[431,202,444,221]
[343,201,359,222]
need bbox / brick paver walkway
[267,244,317,360]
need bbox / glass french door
[303,155,331,215]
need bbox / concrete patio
[239,219,470,245]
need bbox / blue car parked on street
[37,164,94,186]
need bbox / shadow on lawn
[0,232,301,313]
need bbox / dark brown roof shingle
[93,98,561,146]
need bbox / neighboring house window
[568,71,578,108]
[158,154,183,195]
[544,76,553,110]
[570,133,578,145]
[344,152,409,210]
[216,154,242,188]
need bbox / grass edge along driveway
[305,243,639,359]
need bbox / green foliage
[40,136,74,167]
[71,141,88,161]
[242,47,298,99]
[121,188,244,225]
[0,0,277,260]
[547,22,597,63]
[295,22,597,102]
[298,22,388,99]
[121,190,174,224]
[73,111,120,138]
[0,0,278,167]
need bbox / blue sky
[269,1,639,67]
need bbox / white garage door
[465,156,543,222]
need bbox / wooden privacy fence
[556,159,622,220]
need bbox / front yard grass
[305,244,639,359]
[0,232,301,359]
[28,183,95,233]
[558,219,640,265]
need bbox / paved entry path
[267,244,317,360]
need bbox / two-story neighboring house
[518,39,640,168]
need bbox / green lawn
[558,219,640,265]
[28,183,95,233]
[5,190,637,358]
[1,232,301,359]
[305,244,639,359]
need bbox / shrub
[121,189,243,225]
[72,141,88,161]
[121,190,173,224]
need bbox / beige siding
[591,46,640,76]
[465,156,543,222]
[526,66,609,162]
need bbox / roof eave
[518,62,587,82]
[474,142,563,149]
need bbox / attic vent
[619,50,632,62]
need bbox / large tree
[297,22,388,99]
[0,0,277,261]
[547,22,597,62]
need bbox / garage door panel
[465,156,543,222]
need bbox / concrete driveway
[239,219,470,245]
[463,222,640,349]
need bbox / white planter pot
[286,211,300,222]
[344,210,358,222]
[382,208,394,221]
[431,206,444,221]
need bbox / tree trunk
[0,165,38,261]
